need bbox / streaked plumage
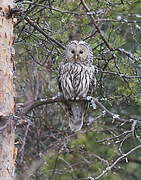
[58,40,96,131]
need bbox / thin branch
[80,0,113,51]
[24,17,65,49]
[94,18,141,24]
[80,0,141,62]
[115,48,140,62]
[96,130,132,143]
[101,70,141,79]
[94,144,141,179]
[19,120,31,163]
[120,0,124,4]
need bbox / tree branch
[80,0,141,62]
[24,16,65,50]
[80,0,113,51]
[17,95,140,127]
[20,94,65,115]
[94,144,141,179]
[101,70,141,79]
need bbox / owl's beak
[74,54,79,61]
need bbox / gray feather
[68,102,86,132]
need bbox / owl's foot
[87,96,97,109]
[86,96,93,101]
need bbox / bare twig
[94,144,141,179]
[96,130,132,143]
[80,0,141,63]
[80,0,113,51]
[101,70,141,79]
[19,119,31,163]
[115,48,140,62]
[24,17,65,49]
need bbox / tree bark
[0,0,16,179]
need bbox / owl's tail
[67,102,86,132]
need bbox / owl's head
[64,40,93,64]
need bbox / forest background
[14,0,141,179]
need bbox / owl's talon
[86,96,92,101]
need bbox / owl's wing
[88,65,97,96]
[58,64,62,93]
[58,61,65,94]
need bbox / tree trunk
[0,0,16,179]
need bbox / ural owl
[58,40,96,132]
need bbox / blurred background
[14,0,141,179]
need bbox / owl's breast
[59,62,94,100]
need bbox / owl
[58,40,96,132]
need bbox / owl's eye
[71,50,75,54]
[79,50,83,54]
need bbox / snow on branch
[18,94,140,127]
